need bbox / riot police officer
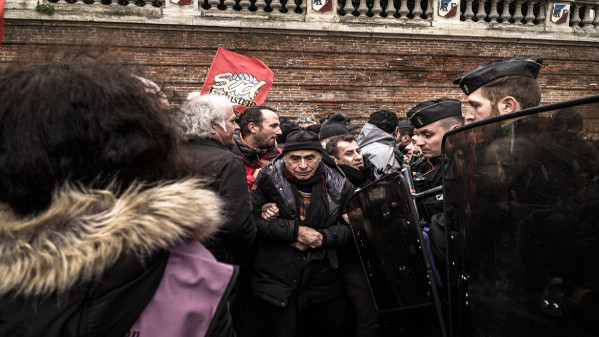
[406,98,464,222]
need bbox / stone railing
[8,0,599,39]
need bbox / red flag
[201,48,274,112]
[0,0,6,49]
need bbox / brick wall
[2,19,599,127]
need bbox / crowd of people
[0,55,558,337]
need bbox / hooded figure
[0,61,236,337]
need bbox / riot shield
[442,95,599,337]
[347,171,447,337]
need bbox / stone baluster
[299,0,306,13]
[524,1,536,24]
[412,0,424,19]
[463,0,474,21]
[397,0,409,18]
[224,0,235,10]
[512,0,523,23]
[475,0,487,21]
[357,0,368,16]
[488,0,500,22]
[581,5,593,28]
[255,0,265,11]
[424,0,432,19]
[239,0,251,10]
[343,0,355,15]
[570,4,581,26]
[207,0,219,9]
[381,0,394,17]
[536,1,545,22]
[371,0,383,16]
[270,0,281,11]
[593,4,599,30]
[499,0,511,22]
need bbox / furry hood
[0,179,223,297]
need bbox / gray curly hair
[175,93,233,141]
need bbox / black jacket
[250,155,354,310]
[182,138,257,264]
[411,156,444,222]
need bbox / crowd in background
[1,55,573,337]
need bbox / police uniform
[406,98,462,222]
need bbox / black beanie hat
[319,112,349,140]
[282,130,323,154]
[277,122,303,144]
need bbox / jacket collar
[0,179,223,297]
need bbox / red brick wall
[2,19,599,126]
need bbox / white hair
[174,93,233,141]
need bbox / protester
[452,55,542,123]
[175,93,256,264]
[396,117,414,152]
[326,134,376,188]
[250,130,354,337]
[233,106,282,189]
[320,112,351,147]
[325,134,378,337]
[277,121,303,148]
[358,109,401,177]
[0,60,235,337]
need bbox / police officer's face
[414,120,447,158]
[465,88,495,123]
[333,140,364,169]
[284,150,322,180]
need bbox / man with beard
[452,55,542,124]
[325,134,379,337]
[407,98,464,222]
[250,130,354,337]
[233,106,282,189]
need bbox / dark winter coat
[250,155,354,310]
[181,138,257,264]
[0,180,236,337]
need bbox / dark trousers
[342,262,379,337]
[264,295,344,337]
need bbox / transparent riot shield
[347,171,447,337]
[442,95,599,337]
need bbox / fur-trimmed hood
[0,179,223,297]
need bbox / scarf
[285,163,329,230]
[338,157,376,189]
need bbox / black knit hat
[319,112,349,140]
[282,130,323,154]
[277,122,303,144]
[453,56,543,95]
[407,98,462,128]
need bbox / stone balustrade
[6,0,599,39]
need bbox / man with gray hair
[175,93,256,263]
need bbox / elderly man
[233,106,282,189]
[452,55,543,123]
[250,130,354,337]
[407,98,464,221]
[175,93,256,263]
